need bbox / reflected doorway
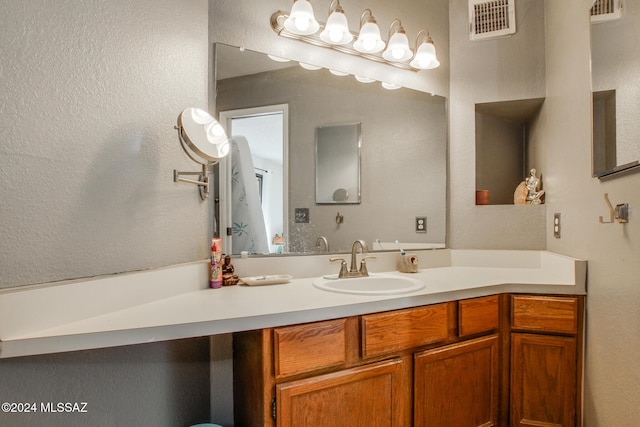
[219,104,288,254]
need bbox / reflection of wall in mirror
[591,3,640,167]
[217,65,447,254]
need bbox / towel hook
[599,193,615,224]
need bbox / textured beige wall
[0,2,212,426]
[544,1,640,425]
[0,0,211,288]
[448,0,547,249]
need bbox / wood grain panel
[274,318,348,379]
[459,294,500,337]
[414,335,500,427]
[276,358,407,427]
[512,295,578,334]
[361,303,453,359]
[511,333,577,427]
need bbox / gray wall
[0,1,212,426]
[0,339,210,427]
[475,113,526,205]
[543,1,640,425]
[0,0,211,288]
[448,0,547,249]
[217,67,447,253]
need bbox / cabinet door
[414,335,499,427]
[511,333,577,427]
[276,358,407,427]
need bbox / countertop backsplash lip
[0,249,586,359]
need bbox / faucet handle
[329,257,349,278]
[359,256,377,276]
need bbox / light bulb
[284,0,319,35]
[362,38,376,51]
[392,48,405,59]
[295,16,310,31]
[329,29,343,43]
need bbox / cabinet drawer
[361,303,453,359]
[511,295,578,334]
[274,318,349,379]
[458,295,500,338]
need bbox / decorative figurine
[514,168,545,205]
[222,255,240,286]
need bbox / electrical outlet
[415,216,427,233]
[553,213,561,238]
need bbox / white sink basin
[313,273,425,296]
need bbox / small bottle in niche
[210,237,223,289]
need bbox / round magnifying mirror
[177,108,230,163]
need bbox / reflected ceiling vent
[590,0,623,23]
[468,0,516,41]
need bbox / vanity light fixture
[174,108,230,200]
[284,0,320,35]
[270,7,439,72]
[353,9,385,53]
[410,30,440,70]
[319,0,353,45]
[382,20,413,62]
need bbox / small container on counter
[210,237,223,288]
[397,251,419,273]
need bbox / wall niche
[475,98,545,205]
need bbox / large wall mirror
[591,0,640,178]
[214,43,447,255]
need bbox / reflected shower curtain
[230,136,269,254]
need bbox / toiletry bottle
[210,237,223,288]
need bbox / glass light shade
[299,62,322,70]
[410,41,440,69]
[382,31,413,62]
[355,75,376,83]
[319,10,353,45]
[381,82,401,90]
[284,0,320,35]
[329,69,349,76]
[353,22,385,53]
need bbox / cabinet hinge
[226,227,232,236]
[271,397,277,421]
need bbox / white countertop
[0,250,586,358]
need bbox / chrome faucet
[316,236,329,252]
[330,239,376,278]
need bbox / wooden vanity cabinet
[414,295,500,427]
[509,295,584,427]
[233,293,583,427]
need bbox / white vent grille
[469,0,516,40]
[590,0,622,23]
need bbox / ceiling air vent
[469,0,516,41]
[590,0,622,23]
